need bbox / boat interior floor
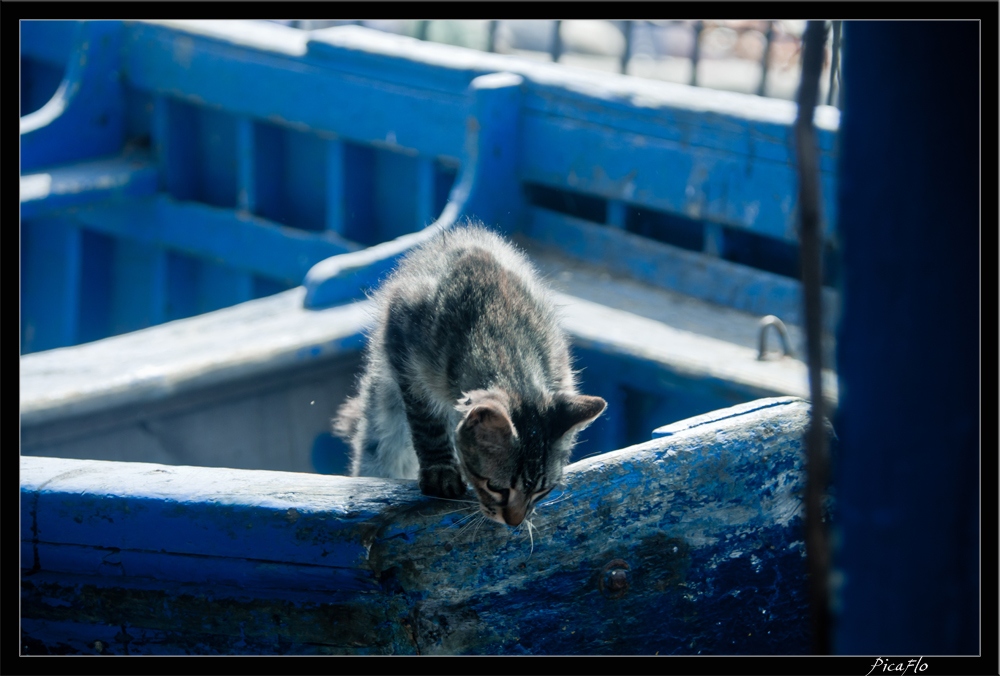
[516,236,838,372]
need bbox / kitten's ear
[456,391,517,450]
[552,394,607,439]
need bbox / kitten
[334,222,606,527]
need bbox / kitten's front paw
[419,464,467,500]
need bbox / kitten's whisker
[525,518,535,558]
[450,511,481,528]
[459,513,491,542]
[536,492,561,506]
[428,496,479,504]
[572,446,616,463]
[472,515,486,544]
[537,490,572,508]
[455,512,482,535]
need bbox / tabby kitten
[334,222,606,527]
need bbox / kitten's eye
[468,468,503,493]
[532,486,554,501]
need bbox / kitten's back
[378,224,574,400]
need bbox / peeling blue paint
[23,397,822,654]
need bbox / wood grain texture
[21,396,818,655]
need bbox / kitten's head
[454,389,606,526]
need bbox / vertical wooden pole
[620,21,633,74]
[551,21,562,62]
[758,20,774,97]
[690,21,703,87]
[795,19,830,656]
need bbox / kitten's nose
[503,504,528,527]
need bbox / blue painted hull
[21,398,818,655]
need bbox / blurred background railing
[265,20,843,108]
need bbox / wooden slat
[66,196,361,287]
[236,116,256,213]
[522,206,841,333]
[19,153,159,220]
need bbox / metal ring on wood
[599,559,631,599]
[758,315,793,360]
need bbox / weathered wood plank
[522,206,841,335]
[21,396,819,655]
[19,286,368,427]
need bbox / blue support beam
[833,21,980,655]
[21,218,82,353]
[111,239,168,335]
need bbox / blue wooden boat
[20,20,845,655]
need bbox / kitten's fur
[334,223,606,527]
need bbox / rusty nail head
[600,559,631,599]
